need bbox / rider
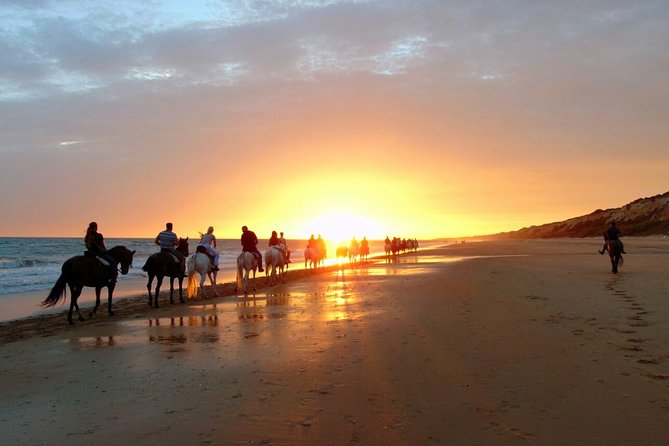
[198,226,220,271]
[85,222,117,284]
[360,236,369,256]
[241,225,264,272]
[317,234,327,259]
[155,222,185,271]
[599,220,626,255]
[279,231,291,263]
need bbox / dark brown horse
[42,246,136,324]
[606,240,624,274]
[142,238,189,307]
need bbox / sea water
[0,237,416,296]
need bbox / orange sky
[1,1,668,240]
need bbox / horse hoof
[108,311,114,316]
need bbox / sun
[298,211,383,244]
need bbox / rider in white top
[199,226,220,269]
[279,231,291,263]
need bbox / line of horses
[41,235,625,324]
[41,238,289,324]
[384,237,419,257]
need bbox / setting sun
[296,211,384,244]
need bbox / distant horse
[348,242,359,263]
[264,246,286,286]
[142,238,189,307]
[360,243,370,262]
[42,246,136,324]
[336,245,348,263]
[304,246,321,269]
[186,246,218,299]
[384,240,392,257]
[235,251,258,294]
[391,238,400,256]
[606,240,624,274]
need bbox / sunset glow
[1,1,668,239]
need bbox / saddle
[84,250,110,267]
[196,245,215,263]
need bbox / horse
[606,240,624,274]
[264,246,286,286]
[384,240,392,257]
[336,245,348,263]
[304,246,321,269]
[360,243,370,262]
[235,251,258,294]
[142,237,189,307]
[348,242,359,263]
[186,246,218,299]
[42,246,136,324]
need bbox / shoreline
[1,238,668,444]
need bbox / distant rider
[279,231,291,263]
[155,222,185,271]
[241,225,264,272]
[599,220,626,255]
[85,221,117,284]
[199,226,220,271]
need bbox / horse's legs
[210,272,218,296]
[107,282,115,315]
[168,276,175,305]
[199,273,207,298]
[92,287,102,315]
[177,276,185,303]
[68,285,84,324]
[155,276,164,308]
[147,274,155,306]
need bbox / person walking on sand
[85,221,118,284]
[155,222,185,271]
[198,226,220,271]
[599,220,626,255]
[241,225,264,272]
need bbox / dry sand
[1,238,668,445]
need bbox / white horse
[264,246,286,286]
[304,246,321,269]
[186,249,218,299]
[235,251,258,294]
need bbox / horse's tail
[182,254,195,298]
[141,255,153,272]
[186,271,198,299]
[42,271,68,307]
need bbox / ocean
[0,237,425,297]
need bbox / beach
[1,238,668,445]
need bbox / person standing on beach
[599,221,626,255]
[198,226,219,271]
[84,222,118,284]
[241,226,264,272]
[155,222,185,270]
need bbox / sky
[1,0,668,240]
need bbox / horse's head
[177,237,189,256]
[109,246,136,275]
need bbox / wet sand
[1,238,668,445]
